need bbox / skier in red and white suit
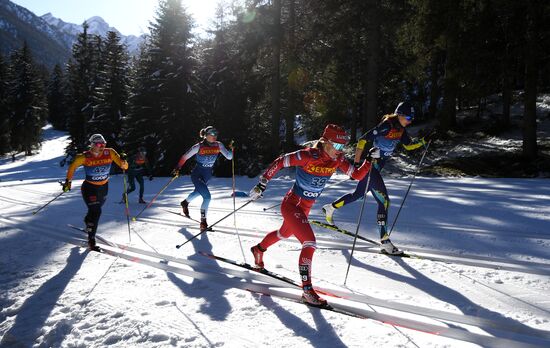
[249,124,376,306]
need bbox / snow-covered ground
[1,126,550,347]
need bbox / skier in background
[172,126,233,232]
[322,101,430,255]
[122,146,153,204]
[59,146,77,167]
[248,124,376,307]
[62,134,128,251]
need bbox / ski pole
[230,141,247,262]
[388,139,432,237]
[122,170,131,242]
[133,175,177,220]
[175,200,253,249]
[32,181,66,215]
[343,161,375,286]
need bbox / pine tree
[90,31,129,150]
[6,42,46,156]
[0,54,10,155]
[47,64,68,130]
[66,22,97,150]
[126,0,200,173]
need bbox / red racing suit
[258,144,371,287]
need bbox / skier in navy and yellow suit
[322,102,429,255]
[62,134,128,251]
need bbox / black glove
[148,175,154,181]
[423,129,437,143]
[62,180,71,192]
[120,152,127,160]
[353,162,361,169]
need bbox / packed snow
[1,126,550,347]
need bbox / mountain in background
[0,0,144,69]
[41,13,144,56]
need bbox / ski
[310,220,417,259]
[245,288,367,319]
[199,251,300,287]
[67,224,116,249]
[310,220,380,245]
[199,251,341,298]
[160,208,214,229]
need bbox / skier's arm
[109,149,129,170]
[250,150,311,199]
[66,154,85,181]
[401,130,426,151]
[355,122,391,163]
[262,149,311,182]
[337,156,371,181]
[176,144,199,169]
[218,142,233,160]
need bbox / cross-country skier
[62,134,128,251]
[122,146,153,204]
[322,101,429,255]
[248,124,376,307]
[172,126,233,232]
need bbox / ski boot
[85,222,101,252]
[139,197,146,204]
[200,218,209,232]
[250,244,266,269]
[380,238,402,255]
[322,203,336,225]
[180,200,190,218]
[87,238,102,252]
[302,285,328,307]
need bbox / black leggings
[81,181,108,237]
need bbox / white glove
[368,147,381,159]
[249,178,267,201]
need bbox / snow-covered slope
[1,126,550,347]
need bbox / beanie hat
[200,126,218,137]
[322,124,349,144]
[89,134,106,144]
[395,101,415,118]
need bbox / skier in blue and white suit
[172,126,233,231]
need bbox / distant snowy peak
[41,12,144,54]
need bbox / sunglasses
[398,113,414,121]
[206,131,218,137]
[329,141,346,151]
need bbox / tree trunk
[428,54,440,120]
[285,0,297,153]
[271,0,282,156]
[440,2,459,131]
[522,1,539,160]
[365,0,381,131]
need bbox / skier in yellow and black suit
[62,134,128,251]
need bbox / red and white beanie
[322,124,349,144]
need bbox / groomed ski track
[1,215,549,347]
